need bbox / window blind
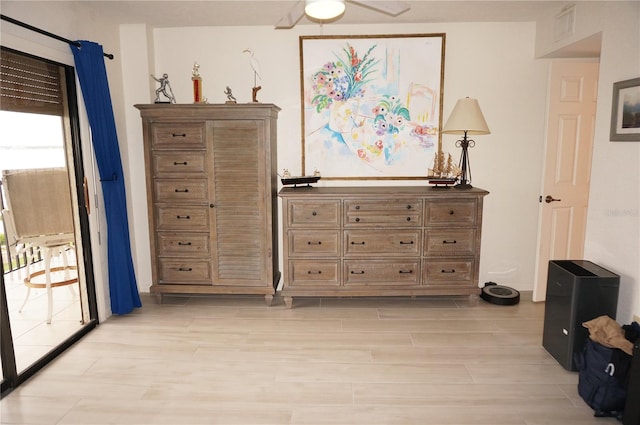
[0,48,64,116]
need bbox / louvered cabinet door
[209,119,268,286]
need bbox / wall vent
[554,4,576,41]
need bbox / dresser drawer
[345,199,421,227]
[424,229,476,256]
[423,260,474,285]
[344,260,419,285]
[153,151,206,176]
[158,259,211,283]
[288,260,340,287]
[152,123,205,148]
[425,200,477,226]
[154,179,208,203]
[157,233,210,257]
[288,200,340,227]
[344,230,421,256]
[288,230,340,256]
[156,206,209,231]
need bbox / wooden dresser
[135,104,280,304]
[279,186,488,307]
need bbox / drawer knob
[175,188,189,193]
[406,217,411,221]
[441,269,456,274]
[350,270,365,274]
[449,210,455,215]
[177,241,192,246]
[350,241,365,245]
[307,241,322,245]
[355,205,360,210]
[173,161,188,166]
[312,211,317,216]
[307,270,322,275]
[176,215,191,219]
[210,204,215,208]
[178,267,193,272]
[172,133,187,138]
[355,217,360,222]
[399,270,413,274]
[407,205,412,210]
[442,240,457,244]
[399,241,414,245]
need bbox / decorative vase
[328,98,360,133]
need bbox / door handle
[83,176,90,214]
[545,195,562,203]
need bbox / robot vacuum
[480,282,520,305]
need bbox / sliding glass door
[0,47,98,396]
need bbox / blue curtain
[71,41,141,315]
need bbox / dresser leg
[284,296,293,309]
[264,294,274,306]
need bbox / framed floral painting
[299,33,446,179]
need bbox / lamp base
[454,182,473,190]
[454,133,474,191]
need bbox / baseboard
[519,290,533,302]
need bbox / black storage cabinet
[542,260,620,371]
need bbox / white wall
[120,22,548,295]
[119,24,155,305]
[535,1,640,322]
[3,1,638,323]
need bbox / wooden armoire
[135,104,280,304]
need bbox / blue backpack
[576,338,628,418]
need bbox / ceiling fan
[275,0,411,29]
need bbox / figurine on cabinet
[151,73,176,104]
[243,48,262,103]
[224,86,237,104]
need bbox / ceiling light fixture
[305,0,346,20]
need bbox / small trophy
[192,62,202,103]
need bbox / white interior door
[533,61,599,302]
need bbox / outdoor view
[0,110,82,372]
[0,111,67,266]
[0,111,66,167]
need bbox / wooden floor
[0,293,607,424]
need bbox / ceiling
[4,0,601,56]
[70,0,571,28]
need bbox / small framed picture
[610,77,640,141]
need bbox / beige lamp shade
[305,0,346,20]
[442,97,491,135]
